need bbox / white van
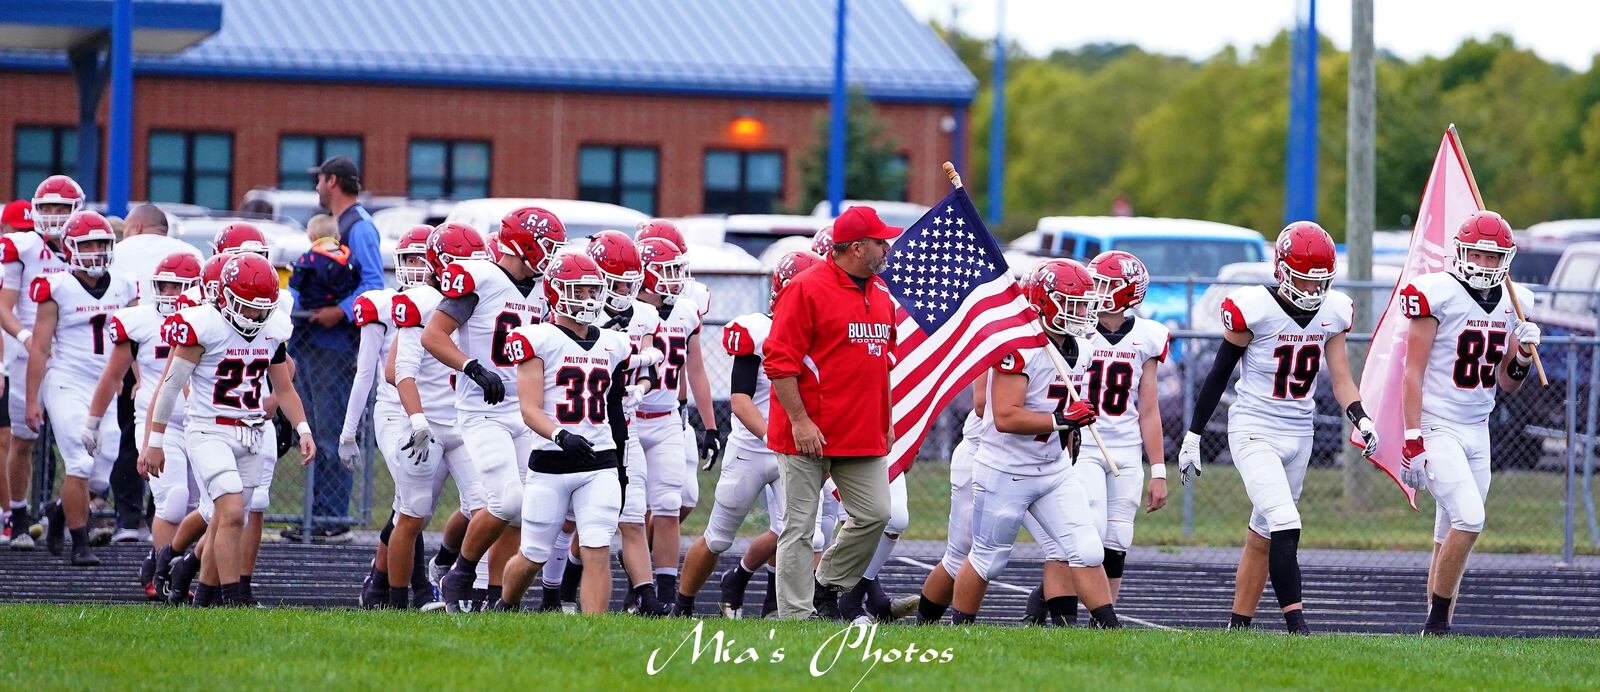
[443,198,647,242]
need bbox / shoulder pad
[439,262,478,298]
[504,324,542,365]
[995,349,1027,374]
[28,275,51,304]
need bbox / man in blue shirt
[284,156,385,542]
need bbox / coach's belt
[636,410,674,419]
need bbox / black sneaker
[45,501,66,557]
[813,581,843,621]
[71,538,100,567]
[838,581,869,623]
[538,586,563,612]
[279,526,308,542]
[152,546,176,602]
[139,548,158,591]
[718,569,748,619]
[439,566,477,613]
[359,567,388,609]
[636,586,672,617]
[1422,623,1452,637]
[168,552,199,605]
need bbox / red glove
[1400,431,1428,489]
[1054,400,1097,430]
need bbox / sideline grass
[1,605,1596,690]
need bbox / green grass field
[1,605,1595,690]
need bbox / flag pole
[1446,125,1547,387]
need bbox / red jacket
[764,259,896,457]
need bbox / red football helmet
[499,207,567,275]
[212,222,270,257]
[636,219,688,252]
[199,253,231,307]
[811,227,834,257]
[1087,250,1149,314]
[220,254,280,337]
[484,230,503,261]
[61,212,117,277]
[585,230,643,311]
[1452,210,1516,290]
[1274,221,1337,310]
[394,225,434,288]
[543,252,606,324]
[1026,258,1099,337]
[637,237,689,298]
[151,252,202,315]
[30,175,84,238]
[425,223,488,278]
[772,250,824,296]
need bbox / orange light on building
[729,115,765,143]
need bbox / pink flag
[1352,128,1484,508]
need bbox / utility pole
[1344,0,1376,509]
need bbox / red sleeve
[722,321,755,356]
[0,237,17,263]
[28,276,50,304]
[162,314,200,347]
[1400,283,1430,319]
[504,330,535,365]
[439,263,475,298]
[762,279,815,381]
[108,316,132,344]
[1219,297,1246,332]
[352,295,380,327]
[994,349,1026,374]
[392,294,421,327]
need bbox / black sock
[675,591,695,614]
[1427,593,1453,627]
[761,571,778,617]
[373,569,389,590]
[239,575,254,603]
[433,545,459,567]
[452,555,480,576]
[864,578,891,617]
[69,526,89,548]
[193,583,218,607]
[387,585,410,609]
[724,563,755,593]
[951,608,976,625]
[561,559,583,602]
[219,582,242,606]
[1023,585,1047,624]
[486,584,502,607]
[1268,529,1304,609]
[916,594,949,624]
[1089,604,1120,629]
[1284,609,1310,633]
[1229,612,1253,629]
[1047,596,1080,627]
[654,573,678,599]
[1103,549,1127,580]
[410,537,431,595]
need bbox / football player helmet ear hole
[1274,221,1337,311]
[220,255,280,337]
[1027,258,1100,338]
[543,253,607,325]
[1452,210,1516,290]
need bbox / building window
[13,125,81,200]
[409,139,490,199]
[888,153,909,202]
[147,131,233,210]
[578,145,659,215]
[279,135,362,190]
[703,150,784,214]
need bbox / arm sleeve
[151,356,197,427]
[607,362,628,467]
[338,222,388,321]
[731,354,761,396]
[1188,340,1248,435]
[762,282,815,381]
[394,327,423,383]
[436,293,480,327]
[340,323,386,439]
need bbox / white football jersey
[108,303,188,424]
[34,271,139,386]
[638,298,702,413]
[974,337,1089,476]
[351,288,401,409]
[598,303,662,409]
[1076,316,1170,447]
[1400,273,1532,425]
[1219,285,1353,436]
[437,259,546,413]
[2,232,67,329]
[506,323,630,453]
[721,312,772,451]
[163,304,292,421]
[391,284,457,426]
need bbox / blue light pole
[827,0,847,217]
[107,0,133,216]
[987,0,1006,223]
[1284,0,1318,224]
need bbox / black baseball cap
[308,156,360,185]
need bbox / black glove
[462,359,505,405]
[273,411,294,458]
[698,427,723,471]
[554,430,596,463]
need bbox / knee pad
[87,478,110,495]
[647,483,683,515]
[484,479,524,523]
[519,542,551,565]
[248,483,270,513]
[1102,548,1127,579]
[1441,482,1486,534]
[379,511,397,544]
[1104,518,1135,553]
[703,508,739,555]
[1071,527,1104,568]
[940,552,965,579]
[207,470,243,499]
[154,490,188,525]
[1260,499,1302,535]
[966,548,1004,582]
[886,500,909,537]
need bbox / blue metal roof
[0,0,976,104]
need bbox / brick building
[0,0,975,218]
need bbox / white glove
[1400,431,1429,490]
[1512,321,1541,362]
[401,413,434,465]
[337,434,361,470]
[632,347,664,370]
[1355,417,1379,458]
[622,382,650,410]
[1178,431,1203,485]
[82,415,103,455]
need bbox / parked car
[712,214,828,259]
[239,188,324,228]
[371,200,457,269]
[811,200,931,231]
[444,197,648,243]
[168,214,309,286]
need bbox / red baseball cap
[1,200,32,230]
[831,206,902,244]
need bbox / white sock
[654,567,679,577]
[863,533,898,580]
[544,530,574,588]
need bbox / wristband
[1404,428,1422,441]
[1149,463,1168,480]
[1344,401,1369,426]
[409,413,429,430]
[16,329,30,344]
[295,421,311,436]
[1506,357,1530,381]
[148,431,164,447]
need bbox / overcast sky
[901,0,1600,70]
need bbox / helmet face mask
[152,278,193,315]
[68,238,113,276]
[544,254,607,325]
[1452,240,1514,290]
[637,237,690,301]
[219,255,279,337]
[61,212,117,277]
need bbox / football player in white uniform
[86,252,201,593]
[1398,211,1538,636]
[495,253,633,613]
[426,210,564,612]
[949,259,1115,627]
[142,254,315,607]
[912,374,985,624]
[1180,221,1378,634]
[24,212,138,565]
[630,234,716,605]
[674,250,824,617]
[1,175,76,550]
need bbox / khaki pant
[775,453,890,619]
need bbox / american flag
[884,187,1046,480]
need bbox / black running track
[3,543,1597,638]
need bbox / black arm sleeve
[607,363,628,472]
[731,354,761,397]
[271,343,288,364]
[435,293,481,328]
[1188,340,1248,435]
